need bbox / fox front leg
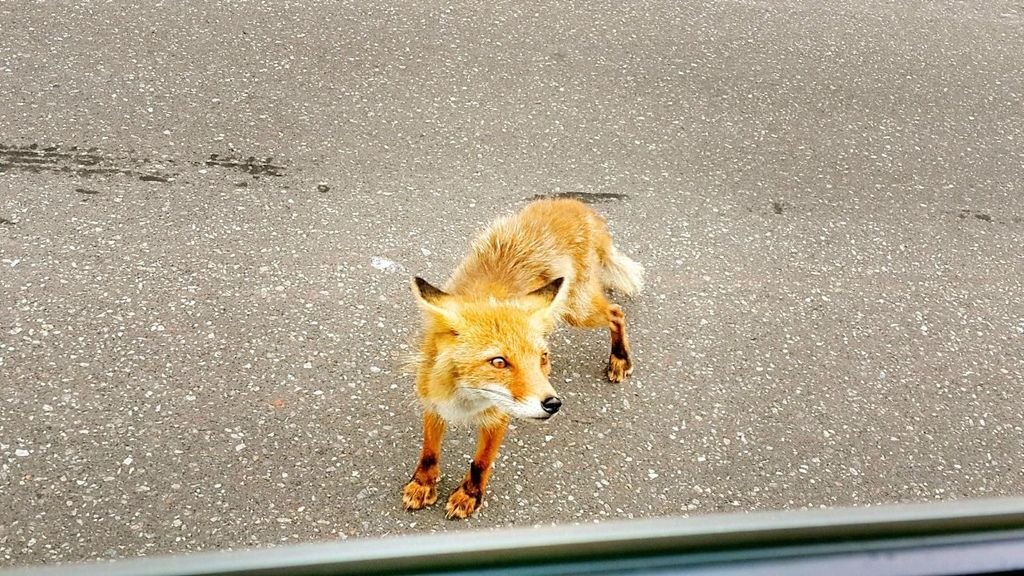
[446,416,509,519]
[403,411,446,510]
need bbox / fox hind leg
[605,303,634,382]
[566,288,635,383]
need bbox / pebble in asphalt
[1,0,1023,568]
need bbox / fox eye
[489,357,509,369]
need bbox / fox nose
[541,396,562,415]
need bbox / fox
[402,198,644,519]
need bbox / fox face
[412,277,565,424]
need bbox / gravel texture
[1,0,1023,568]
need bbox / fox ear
[411,277,460,328]
[528,277,566,310]
[413,276,448,304]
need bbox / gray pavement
[2,0,1023,568]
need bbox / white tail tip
[602,246,645,296]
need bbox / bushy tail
[600,244,645,296]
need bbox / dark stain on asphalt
[1,143,287,184]
[529,191,629,204]
[0,144,101,168]
[205,153,284,178]
[954,209,987,221]
[76,188,100,195]
[947,208,1016,225]
[771,200,786,215]
[0,143,176,181]
[0,216,15,226]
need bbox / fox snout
[516,391,562,421]
[541,396,562,415]
[477,384,562,421]
[520,377,562,420]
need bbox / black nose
[541,396,562,414]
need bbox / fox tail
[600,244,645,296]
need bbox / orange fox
[403,198,644,519]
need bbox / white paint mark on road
[370,256,400,273]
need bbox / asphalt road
[2,0,1023,568]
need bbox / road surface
[1,0,1022,568]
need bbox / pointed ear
[411,277,460,328]
[528,277,566,310]
[413,276,448,304]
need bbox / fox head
[412,276,567,421]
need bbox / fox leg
[566,288,635,383]
[402,410,446,510]
[605,303,634,382]
[446,415,509,519]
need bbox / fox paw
[445,487,481,519]
[402,479,438,510]
[607,355,633,383]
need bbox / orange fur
[403,198,643,518]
